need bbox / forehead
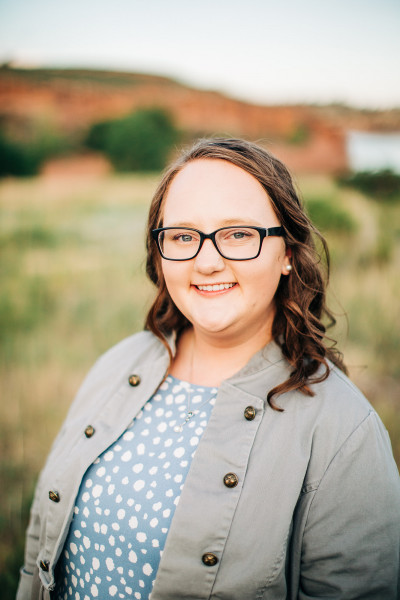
[162,158,276,226]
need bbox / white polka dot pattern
[53,376,217,600]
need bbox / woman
[18,138,400,600]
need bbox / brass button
[84,425,95,438]
[48,490,60,503]
[40,560,49,571]
[244,406,256,421]
[202,552,218,566]
[223,473,239,488]
[128,374,141,387]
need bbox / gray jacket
[17,331,400,599]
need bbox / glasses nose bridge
[197,230,224,259]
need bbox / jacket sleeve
[15,360,92,600]
[16,468,44,600]
[298,411,400,599]
[15,331,160,599]
[15,403,77,600]
[15,390,90,600]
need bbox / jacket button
[128,374,141,387]
[244,406,256,420]
[40,560,49,571]
[223,473,239,488]
[48,490,60,503]
[84,425,95,438]
[202,552,218,566]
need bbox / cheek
[161,262,190,295]
[243,252,283,284]
[161,263,175,289]
[243,261,283,303]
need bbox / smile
[195,283,236,291]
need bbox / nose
[193,238,225,274]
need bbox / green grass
[0,171,399,598]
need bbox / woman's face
[160,159,291,345]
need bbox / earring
[286,264,292,271]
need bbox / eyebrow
[162,218,265,228]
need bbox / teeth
[196,283,235,291]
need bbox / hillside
[1,65,400,174]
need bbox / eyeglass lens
[159,227,261,260]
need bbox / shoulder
[236,342,375,440]
[280,359,373,423]
[289,364,396,483]
[93,330,167,372]
[313,363,376,434]
[67,330,169,417]
[270,357,391,466]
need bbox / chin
[198,321,231,334]
[201,318,251,339]
[192,316,235,335]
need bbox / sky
[0,0,399,109]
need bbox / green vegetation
[0,64,180,88]
[0,172,399,599]
[85,108,180,171]
[286,123,311,145]
[0,106,179,177]
[303,195,357,233]
[0,128,73,177]
[0,223,65,249]
[338,169,400,202]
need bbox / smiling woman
[18,139,400,600]
[152,159,291,382]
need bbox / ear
[281,246,292,276]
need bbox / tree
[85,108,180,172]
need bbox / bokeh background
[1,1,400,596]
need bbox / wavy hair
[145,138,347,409]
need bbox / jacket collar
[152,331,289,403]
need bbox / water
[346,130,400,173]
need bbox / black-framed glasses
[151,225,284,261]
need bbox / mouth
[194,283,237,292]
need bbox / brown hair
[145,138,347,409]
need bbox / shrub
[0,129,73,177]
[337,169,400,202]
[0,132,35,176]
[84,120,111,152]
[85,108,180,172]
[304,196,357,233]
[286,123,310,145]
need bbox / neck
[170,324,273,387]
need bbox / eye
[223,228,255,241]
[174,233,194,242]
[168,230,200,244]
[231,230,249,239]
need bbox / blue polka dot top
[53,376,217,600]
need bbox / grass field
[1,171,399,597]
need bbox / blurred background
[1,0,399,595]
